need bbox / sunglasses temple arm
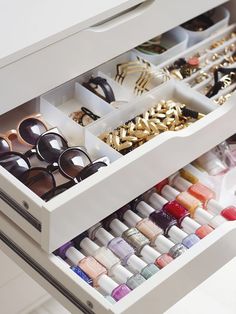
[42,180,75,201]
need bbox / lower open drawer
[1,210,236,314]
[2,141,236,313]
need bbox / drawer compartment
[0,0,229,113]
[1,153,236,314]
[1,79,236,253]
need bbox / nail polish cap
[88,223,103,240]
[210,214,227,228]
[168,225,187,243]
[181,164,214,188]
[161,185,179,201]
[80,237,99,256]
[142,188,157,203]
[172,176,192,192]
[66,247,85,265]
[123,210,141,226]
[149,193,167,210]
[155,178,169,193]
[196,152,227,176]
[97,274,118,295]
[102,213,118,230]
[194,207,213,225]
[111,264,132,283]
[117,205,131,220]
[154,234,174,253]
[168,172,180,185]
[207,199,224,215]
[110,219,128,236]
[181,216,201,234]
[183,164,206,178]
[57,241,74,259]
[95,228,114,246]
[136,201,155,217]
[141,244,160,263]
[127,254,147,271]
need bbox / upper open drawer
[0,78,236,253]
[0,0,228,113]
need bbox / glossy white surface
[166,257,236,314]
[28,258,236,314]
[0,0,144,66]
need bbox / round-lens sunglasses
[0,114,48,154]
[0,131,108,200]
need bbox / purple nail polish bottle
[112,283,131,301]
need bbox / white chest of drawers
[1,0,236,313]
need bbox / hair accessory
[83,76,115,103]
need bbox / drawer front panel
[1,82,236,253]
[43,86,236,253]
[0,0,228,113]
[1,211,236,314]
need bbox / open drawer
[1,159,236,314]
[0,0,229,113]
[1,79,236,253]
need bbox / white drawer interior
[1,8,236,252]
[1,76,235,252]
[1,148,236,314]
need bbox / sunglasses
[0,114,48,154]
[0,130,108,200]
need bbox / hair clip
[83,76,115,103]
[206,67,236,97]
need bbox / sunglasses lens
[79,162,107,181]
[0,137,11,154]
[20,168,55,198]
[19,118,47,145]
[37,133,68,163]
[59,148,91,178]
[0,153,29,177]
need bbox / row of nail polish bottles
[54,159,236,304]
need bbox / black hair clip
[181,107,204,119]
[83,76,116,103]
[206,67,236,98]
[81,107,100,121]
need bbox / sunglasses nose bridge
[47,162,59,173]
[5,129,17,141]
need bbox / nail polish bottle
[148,192,213,239]
[172,175,221,214]
[79,237,146,289]
[160,184,227,228]
[89,224,156,279]
[172,175,215,207]
[135,203,187,258]
[58,242,130,301]
[221,206,236,220]
[180,164,215,189]
[172,175,236,221]
[121,209,173,268]
[136,201,200,249]
[56,256,93,285]
[109,218,162,265]
[195,151,228,176]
